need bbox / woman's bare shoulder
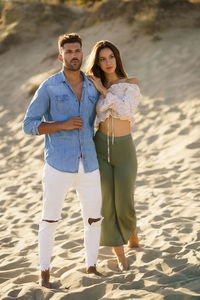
[109,77,140,89]
[125,77,140,86]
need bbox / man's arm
[23,83,50,135]
[38,117,83,135]
[23,83,83,135]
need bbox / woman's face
[98,47,117,75]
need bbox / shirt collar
[58,70,92,89]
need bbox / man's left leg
[39,162,75,287]
[76,160,102,274]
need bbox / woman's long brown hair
[86,40,127,86]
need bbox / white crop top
[96,82,142,162]
[96,82,142,127]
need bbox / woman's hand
[87,75,108,98]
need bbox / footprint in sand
[186,142,200,149]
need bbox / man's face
[60,42,83,71]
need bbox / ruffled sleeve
[117,84,141,119]
[96,92,117,113]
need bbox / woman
[86,40,141,271]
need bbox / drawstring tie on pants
[107,117,114,163]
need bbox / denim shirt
[23,70,99,173]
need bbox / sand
[0,18,200,299]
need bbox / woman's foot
[128,229,139,248]
[113,246,129,271]
[41,269,51,288]
[117,260,129,271]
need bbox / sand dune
[0,17,200,300]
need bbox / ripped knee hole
[88,217,101,225]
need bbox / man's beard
[66,59,82,71]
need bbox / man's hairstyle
[58,33,82,53]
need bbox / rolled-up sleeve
[23,83,49,135]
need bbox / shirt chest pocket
[55,95,70,114]
[88,96,96,103]
[88,96,97,115]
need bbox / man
[23,33,102,288]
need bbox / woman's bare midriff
[99,116,131,137]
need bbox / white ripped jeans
[38,160,102,271]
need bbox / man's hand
[61,117,83,130]
[38,117,83,135]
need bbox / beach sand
[0,18,200,299]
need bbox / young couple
[23,33,142,288]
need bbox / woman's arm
[97,83,142,115]
[88,75,141,114]
[87,75,108,98]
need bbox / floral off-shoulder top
[95,82,142,162]
[96,82,142,127]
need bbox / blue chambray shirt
[23,70,99,173]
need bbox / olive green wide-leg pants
[94,130,138,247]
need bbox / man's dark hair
[58,33,82,53]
